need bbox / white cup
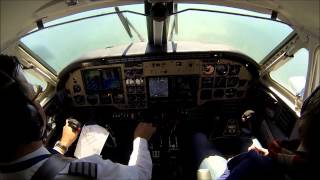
[197,169,212,180]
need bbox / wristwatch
[54,141,68,154]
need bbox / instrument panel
[65,58,253,109]
[59,53,258,180]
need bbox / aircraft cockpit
[1,0,319,179]
[51,49,260,179]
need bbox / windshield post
[169,3,178,41]
[115,7,144,42]
[146,2,173,48]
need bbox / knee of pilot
[198,155,228,180]
[247,150,273,166]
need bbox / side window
[270,48,309,97]
[23,69,48,93]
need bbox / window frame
[264,47,311,113]
[269,48,309,97]
[16,46,58,104]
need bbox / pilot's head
[0,54,47,162]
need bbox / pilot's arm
[128,123,156,178]
[55,122,156,180]
[53,120,80,154]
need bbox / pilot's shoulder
[57,154,122,180]
[68,161,98,179]
[57,155,103,179]
[55,160,98,180]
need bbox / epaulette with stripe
[68,162,97,179]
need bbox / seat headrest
[0,70,16,90]
[301,85,320,116]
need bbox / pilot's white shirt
[0,137,152,180]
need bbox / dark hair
[0,54,44,162]
[299,86,320,161]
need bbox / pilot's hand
[248,143,269,156]
[134,122,156,140]
[60,120,80,148]
[267,140,282,158]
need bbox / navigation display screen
[101,68,121,90]
[83,70,101,91]
[149,77,168,98]
[82,68,121,93]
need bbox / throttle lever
[241,110,256,135]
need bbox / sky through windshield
[20,4,292,74]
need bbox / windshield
[168,4,293,62]
[20,3,292,74]
[20,4,147,74]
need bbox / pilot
[194,86,320,180]
[0,54,156,180]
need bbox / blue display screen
[83,68,121,92]
[101,68,121,90]
[83,70,101,91]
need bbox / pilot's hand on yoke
[54,119,80,154]
[248,143,269,156]
[134,122,156,140]
[61,120,80,146]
